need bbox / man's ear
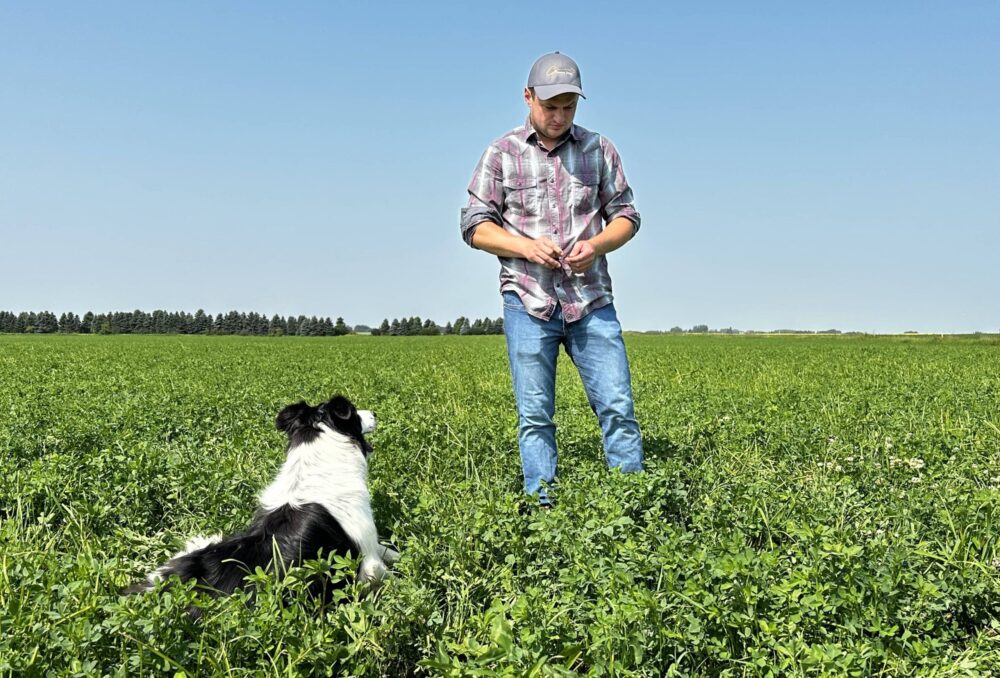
[524,87,534,106]
[276,401,312,433]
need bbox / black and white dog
[126,395,399,600]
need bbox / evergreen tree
[269,314,286,336]
[193,309,209,334]
[36,311,59,333]
[333,317,350,336]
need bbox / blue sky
[2,1,997,333]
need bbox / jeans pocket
[502,291,525,312]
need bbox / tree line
[371,316,503,336]
[0,310,503,336]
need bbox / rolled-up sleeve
[460,145,504,247]
[598,136,640,235]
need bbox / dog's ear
[326,395,356,421]
[276,401,313,433]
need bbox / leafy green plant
[1,334,998,675]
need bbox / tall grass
[1,334,998,675]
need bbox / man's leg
[502,292,563,501]
[565,303,643,473]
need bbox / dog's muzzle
[358,410,376,435]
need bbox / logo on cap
[546,66,576,78]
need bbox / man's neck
[534,129,569,151]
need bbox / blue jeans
[502,291,643,500]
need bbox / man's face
[525,89,578,143]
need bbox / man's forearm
[470,221,527,258]
[587,217,637,256]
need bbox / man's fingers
[530,241,562,268]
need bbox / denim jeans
[502,291,643,499]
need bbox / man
[460,52,644,507]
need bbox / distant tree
[333,317,351,336]
[59,312,82,333]
[268,314,286,336]
[691,324,709,333]
[192,309,209,334]
[35,311,59,334]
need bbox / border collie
[126,395,399,602]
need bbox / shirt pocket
[570,171,600,215]
[503,176,541,218]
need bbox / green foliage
[1,334,999,675]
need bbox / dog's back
[125,502,358,598]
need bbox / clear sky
[2,1,997,333]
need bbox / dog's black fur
[124,395,394,605]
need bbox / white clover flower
[907,458,925,471]
[911,476,922,484]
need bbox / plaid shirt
[460,119,640,323]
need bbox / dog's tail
[122,534,223,595]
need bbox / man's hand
[565,240,597,273]
[520,237,563,269]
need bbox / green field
[2,334,999,676]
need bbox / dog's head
[276,395,376,456]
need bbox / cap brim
[532,84,586,100]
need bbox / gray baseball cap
[527,52,586,100]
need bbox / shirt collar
[522,116,580,149]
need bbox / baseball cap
[527,52,586,100]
